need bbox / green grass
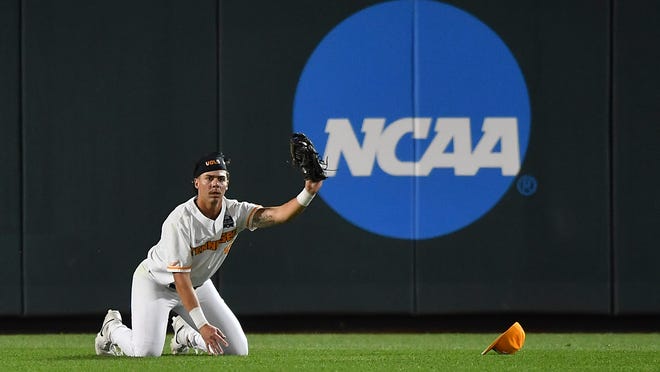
[0,333,658,371]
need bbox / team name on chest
[191,229,237,256]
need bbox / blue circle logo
[294,0,530,239]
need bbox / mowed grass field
[1,332,658,371]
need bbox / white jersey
[145,196,261,287]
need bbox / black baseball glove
[290,132,328,182]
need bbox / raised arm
[251,180,323,228]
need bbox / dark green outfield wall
[1,0,657,316]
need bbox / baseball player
[95,151,323,356]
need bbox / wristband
[189,306,209,329]
[296,188,316,207]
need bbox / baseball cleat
[170,315,189,354]
[171,315,199,355]
[95,309,123,356]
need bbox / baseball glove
[290,132,328,182]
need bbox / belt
[168,283,201,290]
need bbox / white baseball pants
[110,260,248,356]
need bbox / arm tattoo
[253,208,276,228]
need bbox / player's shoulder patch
[223,214,235,229]
[224,197,262,230]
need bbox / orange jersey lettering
[190,229,237,256]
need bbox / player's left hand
[199,323,229,355]
[305,179,323,194]
[290,132,328,182]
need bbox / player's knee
[132,344,163,357]
[227,335,248,356]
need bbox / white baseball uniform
[110,195,261,356]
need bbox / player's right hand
[199,323,229,355]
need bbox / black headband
[193,152,228,178]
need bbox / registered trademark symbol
[517,174,537,196]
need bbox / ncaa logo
[293,0,530,240]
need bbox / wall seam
[608,0,617,315]
[411,0,418,315]
[213,0,223,292]
[18,0,25,316]
[217,0,223,151]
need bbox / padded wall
[21,0,218,315]
[0,0,656,317]
[0,0,22,315]
[613,0,660,314]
